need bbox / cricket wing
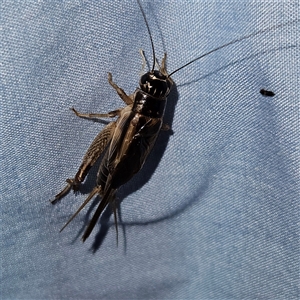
[106,113,163,189]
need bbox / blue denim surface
[1,1,299,299]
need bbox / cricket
[51,0,297,242]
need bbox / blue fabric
[1,1,299,299]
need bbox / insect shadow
[177,45,296,88]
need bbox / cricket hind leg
[50,121,116,204]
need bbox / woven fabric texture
[1,1,299,299]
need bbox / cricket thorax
[132,89,167,118]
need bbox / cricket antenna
[137,0,156,72]
[168,18,299,77]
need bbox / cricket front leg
[108,73,134,105]
[159,53,174,85]
[51,121,116,204]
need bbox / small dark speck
[260,89,275,97]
